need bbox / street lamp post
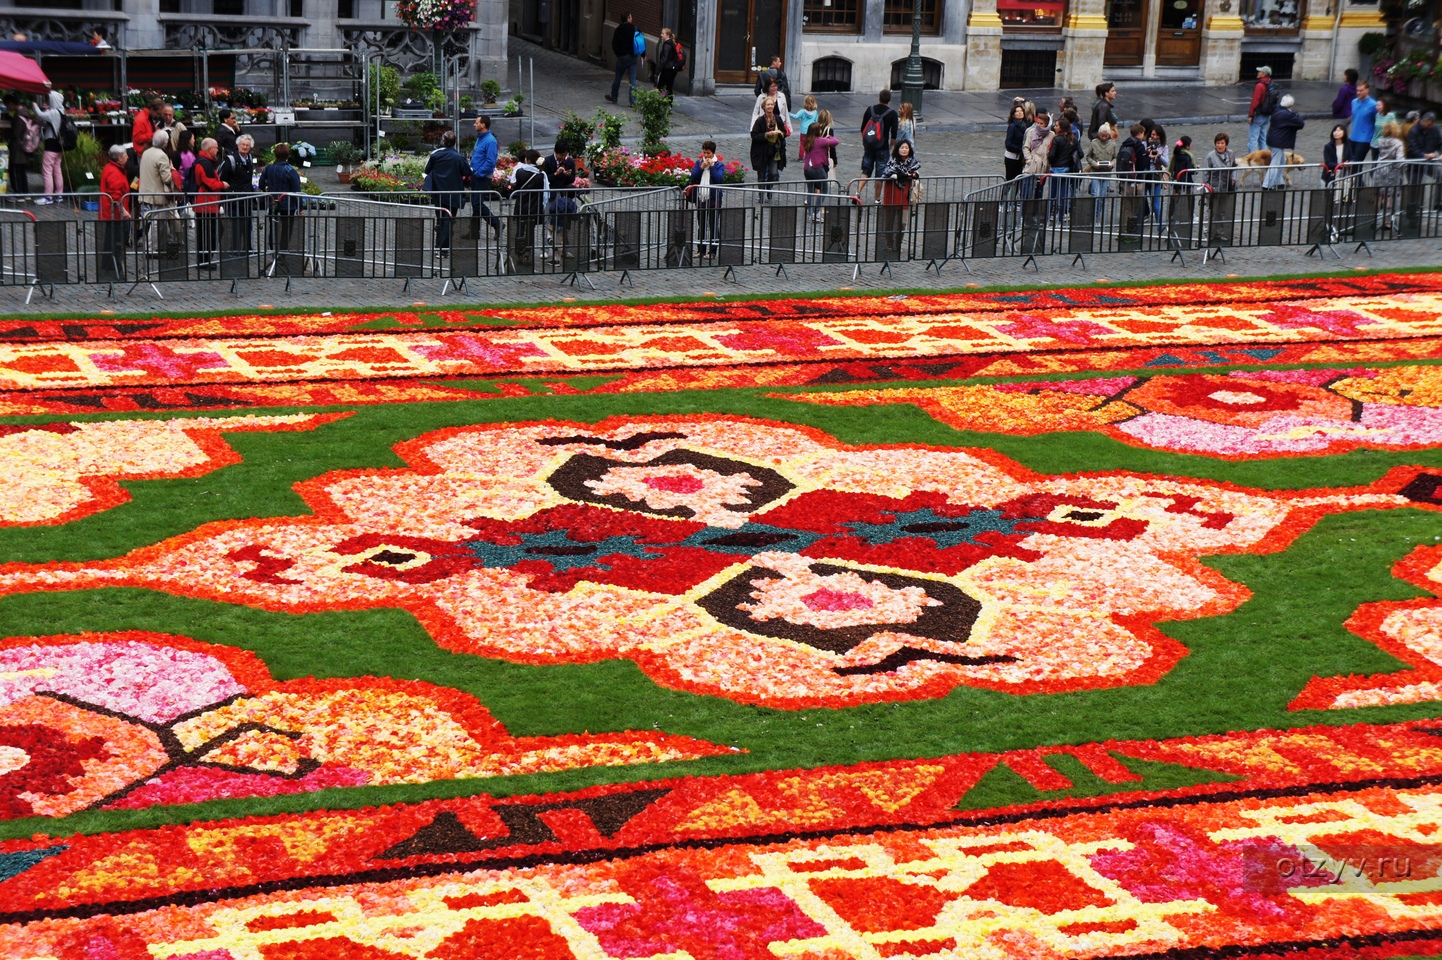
[900,0,925,120]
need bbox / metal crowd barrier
[1,171,1440,300]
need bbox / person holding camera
[1084,123,1118,217]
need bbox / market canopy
[0,50,52,93]
[0,41,104,55]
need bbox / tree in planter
[633,88,672,156]
[555,111,595,158]
[369,64,401,114]
[328,140,361,178]
[61,131,103,191]
[589,109,625,167]
[480,80,502,105]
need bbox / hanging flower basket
[394,0,475,30]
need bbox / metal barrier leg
[440,275,467,296]
[560,271,596,290]
[774,263,788,280]
[1204,246,1228,264]
[1071,253,1086,270]
[1020,254,1039,271]
[722,265,738,283]
[618,269,634,287]
[878,261,893,279]
[1354,240,1373,257]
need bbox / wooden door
[1104,0,1148,66]
[714,0,787,84]
[1155,0,1203,65]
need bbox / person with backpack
[32,91,65,204]
[1247,66,1275,154]
[857,88,898,203]
[1348,79,1379,164]
[4,95,35,197]
[656,28,684,98]
[605,12,640,107]
[260,142,304,269]
[754,56,791,104]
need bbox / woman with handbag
[800,122,839,222]
[749,98,788,202]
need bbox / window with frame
[996,0,1066,29]
[1239,0,1304,31]
[803,0,861,31]
[882,0,940,33]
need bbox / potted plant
[503,94,523,117]
[329,140,360,182]
[480,79,501,105]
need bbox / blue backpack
[632,31,645,56]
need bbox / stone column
[1059,0,1107,89]
[691,0,717,94]
[1297,12,1336,80]
[1335,1,1384,81]
[963,0,1001,89]
[863,0,885,41]
[944,0,969,44]
[1141,0,1162,75]
[1198,11,1244,83]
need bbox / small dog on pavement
[1236,150,1306,187]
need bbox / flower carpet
[8,272,1442,958]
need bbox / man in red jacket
[192,137,231,270]
[1247,66,1273,154]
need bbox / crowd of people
[996,73,1442,233]
[7,33,1442,274]
[4,92,312,278]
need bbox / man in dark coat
[753,56,791,103]
[1263,94,1305,190]
[1406,112,1442,210]
[424,130,469,253]
[606,12,639,107]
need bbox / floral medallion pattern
[2,276,1442,958]
[2,417,1435,708]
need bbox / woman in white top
[31,90,65,203]
[750,78,789,128]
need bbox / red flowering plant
[590,147,747,187]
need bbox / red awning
[0,51,52,94]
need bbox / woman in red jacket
[191,137,231,269]
[98,144,131,281]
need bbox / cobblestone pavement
[2,237,1436,317]
[497,38,1352,194]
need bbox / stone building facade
[0,0,508,87]
[514,0,1383,93]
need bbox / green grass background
[5,374,1442,840]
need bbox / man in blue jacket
[424,130,469,254]
[1348,79,1379,163]
[469,115,501,238]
